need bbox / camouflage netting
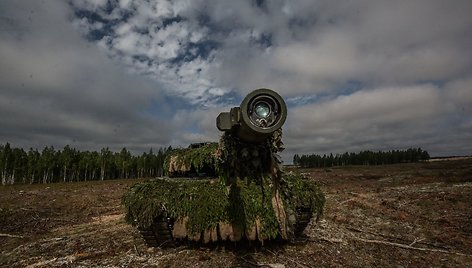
[123,130,325,242]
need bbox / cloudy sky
[1,0,471,162]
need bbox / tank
[123,88,325,247]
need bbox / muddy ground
[1,159,471,267]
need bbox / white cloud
[444,77,472,105]
[289,85,441,138]
[0,0,178,152]
[211,0,472,98]
[272,31,358,81]
[71,0,223,105]
[280,83,470,161]
[73,0,108,9]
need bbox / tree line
[293,148,430,168]
[0,143,172,185]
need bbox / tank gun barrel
[216,88,287,142]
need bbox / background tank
[123,88,325,246]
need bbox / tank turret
[123,88,325,247]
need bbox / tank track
[294,206,313,237]
[138,217,175,248]
[138,206,313,247]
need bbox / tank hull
[123,173,325,246]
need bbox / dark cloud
[1,0,471,161]
[0,1,175,152]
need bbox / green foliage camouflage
[123,128,325,241]
[218,132,276,179]
[281,172,326,220]
[163,142,220,176]
[122,172,324,240]
[162,130,284,179]
[123,178,228,234]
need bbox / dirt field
[1,159,471,267]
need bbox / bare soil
[1,159,471,267]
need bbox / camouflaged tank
[123,88,325,247]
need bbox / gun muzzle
[217,88,287,143]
